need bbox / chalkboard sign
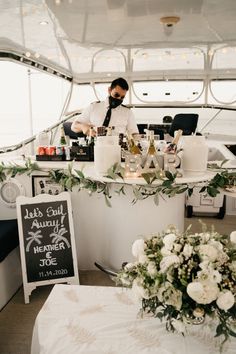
[16,192,79,303]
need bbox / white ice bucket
[94,136,121,175]
[181,136,208,176]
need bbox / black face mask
[109,95,123,109]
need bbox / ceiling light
[25,52,31,58]
[39,21,48,26]
[160,16,180,37]
[160,16,180,26]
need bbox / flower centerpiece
[117,224,236,350]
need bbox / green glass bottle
[60,126,67,146]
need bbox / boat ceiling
[0,0,236,81]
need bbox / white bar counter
[31,284,235,354]
[35,162,216,270]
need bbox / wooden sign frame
[16,192,79,303]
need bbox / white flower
[124,262,135,271]
[147,262,157,277]
[187,281,219,304]
[171,319,185,333]
[132,239,146,258]
[183,244,193,259]
[217,250,229,265]
[209,270,222,283]
[199,232,211,243]
[209,239,223,251]
[174,243,182,253]
[163,233,176,250]
[158,283,182,310]
[132,278,149,300]
[197,267,222,284]
[230,231,236,244]
[159,255,180,273]
[139,254,149,264]
[160,246,172,256]
[166,288,182,311]
[216,291,235,311]
[198,244,218,262]
[199,261,210,270]
[229,261,236,273]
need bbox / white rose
[183,244,193,259]
[216,291,235,311]
[147,262,157,277]
[163,233,176,250]
[171,319,185,333]
[198,244,218,262]
[132,239,146,258]
[159,255,180,273]
[230,231,236,244]
[187,281,219,304]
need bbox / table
[31,284,235,354]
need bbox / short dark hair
[110,77,129,91]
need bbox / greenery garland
[0,159,235,207]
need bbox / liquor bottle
[60,125,67,146]
[128,134,142,155]
[143,130,160,170]
[146,130,157,156]
[87,127,94,145]
[165,129,183,153]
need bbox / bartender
[71,77,139,137]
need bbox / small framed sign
[32,175,64,196]
[16,192,79,303]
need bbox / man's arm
[71,104,96,136]
[71,120,93,135]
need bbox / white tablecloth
[31,284,235,354]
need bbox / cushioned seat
[168,113,199,137]
[0,220,19,262]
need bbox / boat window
[209,81,236,105]
[68,84,97,111]
[132,81,204,103]
[92,49,126,73]
[132,48,204,72]
[212,46,236,70]
[0,61,70,147]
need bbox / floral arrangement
[117,224,236,349]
